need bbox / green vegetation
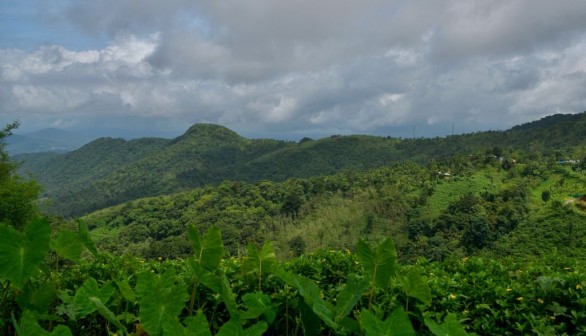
[2,113,586,335]
[17,112,586,217]
[2,220,585,335]
[0,122,41,229]
[79,153,586,262]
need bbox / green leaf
[360,309,385,335]
[161,318,185,336]
[90,296,126,331]
[13,311,73,336]
[73,277,115,317]
[50,230,82,262]
[189,225,224,270]
[184,313,213,336]
[220,273,239,319]
[299,300,322,336]
[424,314,469,336]
[241,292,276,323]
[356,237,397,289]
[116,279,136,304]
[13,310,50,336]
[77,220,98,256]
[361,308,415,336]
[51,325,73,336]
[242,241,277,291]
[216,319,243,336]
[243,321,268,336]
[399,268,432,306]
[0,218,50,288]
[386,308,416,336]
[135,270,189,336]
[275,269,336,329]
[215,319,268,336]
[17,280,57,314]
[189,260,221,293]
[335,273,369,322]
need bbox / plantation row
[1,218,585,335]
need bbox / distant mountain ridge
[15,112,586,216]
[6,128,94,154]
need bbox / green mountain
[16,112,586,217]
[81,150,586,261]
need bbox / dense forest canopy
[15,111,586,217]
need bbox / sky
[1,0,586,140]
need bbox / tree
[541,190,551,203]
[0,122,41,228]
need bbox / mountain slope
[21,124,290,215]
[16,112,586,216]
[81,153,586,260]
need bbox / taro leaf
[13,310,73,336]
[50,230,82,262]
[241,292,276,323]
[424,313,469,336]
[13,310,50,336]
[215,319,268,336]
[220,273,239,319]
[360,308,415,336]
[115,279,136,304]
[275,269,336,329]
[241,241,277,290]
[399,268,432,306]
[189,261,221,293]
[17,280,57,314]
[189,225,223,270]
[385,307,416,336]
[90,296,125,331]
[135,269,189,336]
[243,321,268,336]
[161,318,185,336]
[335,273,369,323]
[73,277,115,317]
[216,319,242,336]
[73,278,126,332]
[0,218,50,289]
[184,313,213,336]
[51,325,73,336]
[299,300,322,336]
[356,237,397,289]
[77,220,98,256]
[338,316,360,334]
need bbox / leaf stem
[368,264,378,310]
[189,279,199,315]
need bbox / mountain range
[15,112,586,217]
[6,128,94,155]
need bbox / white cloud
[2,1,586,138]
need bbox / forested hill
[16,112,586,216]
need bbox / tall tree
[0,122,41,228]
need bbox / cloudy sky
[1,0,586,139]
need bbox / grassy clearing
[422,169,504,219]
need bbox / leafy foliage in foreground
[1,220,586,335]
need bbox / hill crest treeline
[17,112,586,216]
